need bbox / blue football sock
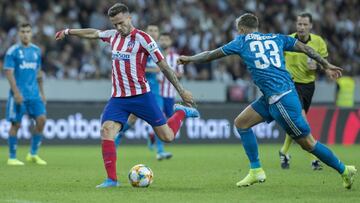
[155,135,164,154]
[121,122,131,132]
[310,142,345,174]
[114,132,123,148]
[8,135,18,159]
[237,128,261,169]
[30,134,43,155]
[115,122,132,148]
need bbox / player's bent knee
[162,136,173,143]
[100,122,119,140]
[156,132,173,143]
[154,125,174,143]
[11,123,21,131]
[296,137,315,152]
[300,144,312,152]
[234,117,251,129]
[36,116,46,129]
[101,127,112,138]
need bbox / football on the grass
[128,164,154,187]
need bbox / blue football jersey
[145,51,160,95]
[4,43,42,100]
[221,32,297,100]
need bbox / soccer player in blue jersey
[4,21,47,166]
[178,13,356,189]
[114,24,173,161]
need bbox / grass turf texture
[0,144,359,203]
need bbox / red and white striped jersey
[98,29,164,97]
[159,49,184,98]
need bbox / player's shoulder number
[249,40,281,69]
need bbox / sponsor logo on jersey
[112,51,131,61]
[19,61,38,69]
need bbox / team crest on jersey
[19,50,24,59]
[127,41,135,49]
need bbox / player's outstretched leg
[173,104,200,118]
[7,123,24,166]
[270,90,356,189]
[26,115,47,165]
[297,137,357,189]
[96,121,121,188]
[168,104,199,138]
[310,142,356,189]
[234,105,266,187]
[155,104,199,143]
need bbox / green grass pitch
[0,144,359,203]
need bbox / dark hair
[298,12,313,23]
[160,32,171,37]
[146,22,159,29]
[236,13,259,29]
[17,21,31,29]
[107,3,129,17]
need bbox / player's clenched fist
[177,56,191,65]
[55,29,69,40]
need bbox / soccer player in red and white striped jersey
[55,3,199,188]
[159,32,184,118]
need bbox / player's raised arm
[55,28,101,40]
[177,48,226,65]
[293,41,342,78]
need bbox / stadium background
[0,1,359,203]
[0,0,359,145]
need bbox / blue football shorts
[6,96,46,123]
[101,92,167,127]
[251,90,310,139]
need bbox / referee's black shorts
[294,81,315,113]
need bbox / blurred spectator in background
[0,0,359,80]
[336,68,356,108]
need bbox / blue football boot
[96,178,120,188]
[174,104,200,118]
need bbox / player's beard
[21,38,31,46]
[119,27,131,37]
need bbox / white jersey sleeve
[137,31,164,63]
[98,29,117,44]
